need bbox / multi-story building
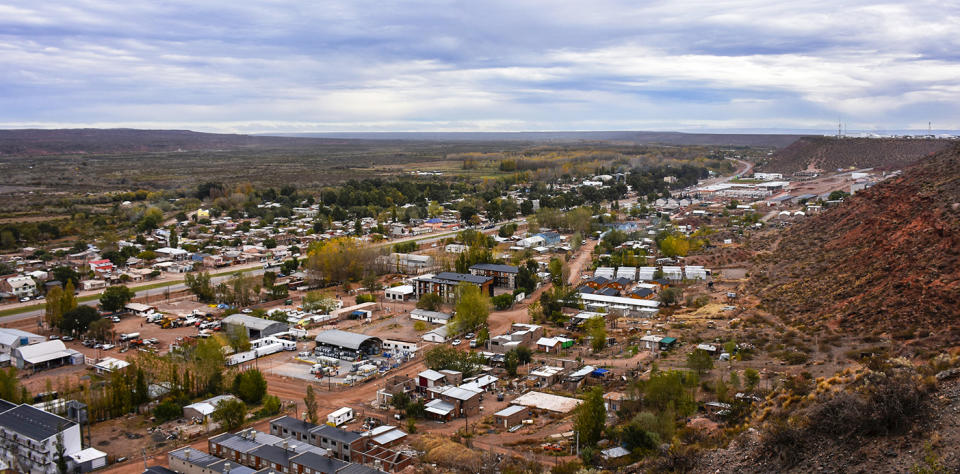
[0,402,83,474]
[468,263,518,289]
[412,272,492,302]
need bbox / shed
[222,314,288,339]
[493,405,526,429]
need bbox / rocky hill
[750,145,960,344]
[758,136,955,174]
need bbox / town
[0,142,909,473]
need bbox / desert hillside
[750,144,960,345]
[759,136,954,173]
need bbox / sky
[1,0,958,134]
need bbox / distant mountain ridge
[272,130,805,147]
[0,128,805,156]
[0,128,353,156]
[759,136,955,173]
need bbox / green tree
[45,286,64,329]
[492,293,514,310]
[584,316,607,353]
[232,369,268,404]
[51,266,80,287]
[153,400,183,422]
[211,398,247,430]
[225,324,251,352]
[451,282,490,334]
[416,293,442,311]
[55,429,68,474]
[60,305,99,335]
[744,368,760,391]
[258,395,282,417]
[390,391,410,411]
[302,291,339,313]
[574,386,606,448]
[99,285,134,313]
[184,271,216,302]
[686,349,714,377]
[60,280,77,315]
[86,318,113,342]
[660,287,682,306]
[504,350,519,376]
[0,367,26,403]
[304,385,319,424]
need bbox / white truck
[119,333,140,342]
[327,407,354,427]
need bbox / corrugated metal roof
[314,330,381,351]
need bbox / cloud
[0,0,958,132]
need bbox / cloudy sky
[1,0,958,133]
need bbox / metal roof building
[222,314,289,339]
[314,330,382,355]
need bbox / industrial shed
[314,330,382,356]
[222,314,289,339]
[12,340,83,370]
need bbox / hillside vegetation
[750,145,960,345]
[759,136,954,173]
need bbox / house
[488,323,543,353]
[125,302,157,316]
[417,369,447,391]
[603,392,628,412]
[425,385,481,420]
[410,309,452,325]
[422,325,448,343]
[535,337,574,353]
[529,366,564,387]
[93,357,130,374]
[184,395,238,422]
[168,447,254,474]
[0,403,83,474]
[516,235,545,248]
[3,276,36,298]
[493,405,526,429]
[209,429,284,465]
[155,247,189,260]
[80,279,107,291]
[88,259,115,275]
[444,243,467,254]
[384,285,414,301]
[379,253,433,274]
[468,263,518,289]
[413,272,493,302]
[308,424,364,462]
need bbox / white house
[384,285,415,301]
[410,309,453,325]
[5,276,36,298]
[422,325,449,343]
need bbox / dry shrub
[414,434,484,472]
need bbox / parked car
[19,297,30,302]
[101,344,115,351]
[48,335,59,340]
[241,308,253,314]
[111,316,121,323]
[451,339,461,346]
[465,333,475,340]
[61,336,74,341]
